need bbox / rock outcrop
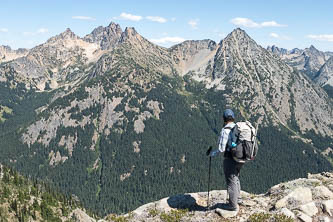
[103,172,333,222]
[83,22,123,50]
[0,45,28,63]
[315,56,333,86]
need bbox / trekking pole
[206,146,213,209]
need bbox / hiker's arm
[210,128,227,157]
[218,128,228,153]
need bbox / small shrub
[107,214,129,222]
[248,212,294,222]
[148,207,159,217]
[160,209,188,222]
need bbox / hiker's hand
[210,149,219,157]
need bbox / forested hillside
[0,164,89,221]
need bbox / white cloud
[23,32,34,36]
[72,16,96,21]
[146,16,167,23]
[269,32,291,40]
[261,21,287,27]
[231,17,287,28]
[270,33,280,38]
[0,28,8,32]
[188,19,199,29]
[37,28,48,33]
[307,34,333,42]
[231,18,259,28]
[23,28,49,36]
[114,12,142,21]
[150,36,186,44]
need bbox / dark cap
[223,109,235,119]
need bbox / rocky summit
[63,171,333,222]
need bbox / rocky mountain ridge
[267,45,333,86]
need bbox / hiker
[210,109,243,212]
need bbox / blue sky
[1,0,333,51]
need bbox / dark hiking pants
[223,157,244,209]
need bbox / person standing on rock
[210,109,243,212]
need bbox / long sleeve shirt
[217,122,236,153]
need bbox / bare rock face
[170,39,218,78]
[0,45,28,63]
[83,22,123,50]
[315,56,333,86]
[110,172,333,222]
[70,208,96,222]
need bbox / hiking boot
[238,198,244,205]
[222,203,239,211]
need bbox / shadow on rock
[167,194,207,212]
[210,203,228,210]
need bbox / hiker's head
[223,109,235,123]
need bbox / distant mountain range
[0,22,332,216]
[267,45,333,86]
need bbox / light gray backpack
[236,121,256,142]
[232,121,258,163]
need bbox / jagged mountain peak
[118,26,159,50]
[309,45,317,50]
[220,28,259,51]
[83,21,122,50]
[267,45,289,56]
[59,28,77,38]
[121,27,142,42]
[107,21,122,29]
[230,27,248,36]
[225,28,252,41]
[305,45,324,56]
[46,28,79,44]
[290,47,303,54]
